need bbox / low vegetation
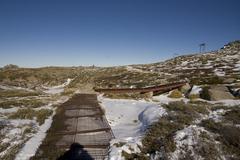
[0,90,41,98]
[163,101,209,115]
[0,98,46,109]
[189,93,200,100]
[200,86,211,100]
[168,89,183,98]
[223,108,240,124]
[195,131,222,160]
[142,117,179,154]
[9,108,53,125]
[142,102,201,155]
[0,143,22,160]
[140,101,211,159]
[201,119,240,158]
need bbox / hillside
[2,41,239,93]
[0,40,239,160]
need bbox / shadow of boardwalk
[57,143,93,160]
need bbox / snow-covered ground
[15,108,56,160]
[43,78,72,94]
[214,68,225,77]
[189,85,202,95]
[99,89,240,160]
[99,96,166,159]
[0,80,71,160]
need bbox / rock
[180,83,191,94]
[208,85,235,101]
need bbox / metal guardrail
[94,81,187,94]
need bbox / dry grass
[0,98,46,109]
[142,101,210,158]
[189,94,200,100]
[200,119,240,158]
[164,101,209,115]
[168,89,183,98]
[9,108,53,125]
[0,90,41,98]
[223,108,240,124]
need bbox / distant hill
[0,40,239,94]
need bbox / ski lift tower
[199,43,206,53]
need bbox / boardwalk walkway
[32,94,114,160]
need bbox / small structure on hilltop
[199,43,206,53]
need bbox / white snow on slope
[210,99,240,106]
[100,97,166,138]
[0,107,19,114]
[233,63,240,71]
[15,109,56,160]
[189,85,202,95]
[43,78,72,94]
[214,68,225,77]
[108,137,142,160]
[170,125,207,160]
[126,66,144,73]
[208,109,227,122]
[99,96,166,160]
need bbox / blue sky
[0,0,240,67]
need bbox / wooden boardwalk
[32,94,114,160]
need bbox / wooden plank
[55,128,111,135]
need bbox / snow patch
[170,125,206,160]
[99,96,166,159]
[15,108,56,160]
[108,137,142,160]
[43,78,72,94]
[139,105,167,131]
[190,85,202,95]
[214,68,225,77]
[99,97,165,138]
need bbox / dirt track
[32,94,114,160]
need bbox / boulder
[208,85,235,101]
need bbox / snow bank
[189,85,202,95]
[210,99,240,106]
[99,96,166,159]
[214,68,225,77]
[233,63,240,71]
[43,78,72,94]
[99,97,166,138]
[0,107,19,114]
[139,105,167,131]
[108,137,142,160]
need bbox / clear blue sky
[0,0,240,67]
